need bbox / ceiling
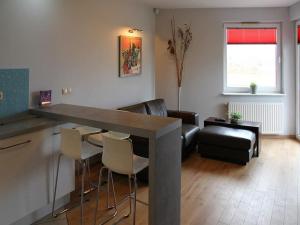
[135,0,299,9]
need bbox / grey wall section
[0,0,155,109]
[155,8,296,135]
[290,1,300,21]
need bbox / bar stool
[93,132,149,225]
[74,126,101,179]
[52,128,102,225]
[86,131,130,212]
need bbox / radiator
[228,102,284,134]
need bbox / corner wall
[155,8,295,135]
[0,0,155,109]
[289,1,300,21]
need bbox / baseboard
[11,194,70,225]
[262,134,296,139]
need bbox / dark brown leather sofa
[119,99,200,182]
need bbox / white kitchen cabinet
[0,124,75,225]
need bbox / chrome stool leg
[121,175,133,219]
[109,171,118,211]
[127,175,133,217]
[87,159,91,188]
[106,169,110,209]
[93,168,118,225]
[101,170,118,224]
[80,160,87,225]
[113,174,140,225]
[52,156,91,219]
[52,153,62,217]
[133,174,137,225]
[83,159,96,195]
[94,166,106,225]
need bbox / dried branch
[167,18,192,87]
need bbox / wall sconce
[128,28,143,33]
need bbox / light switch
[0,91,3,101]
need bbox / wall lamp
[128,28,143,33]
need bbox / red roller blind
[298,26,300,44]
[227,28,277,44]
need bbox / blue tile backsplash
[0,69,29,118]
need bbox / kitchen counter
[30,103,182,225]
[0,113,59,140]
[0,112,73,225]
[30,104,181,138]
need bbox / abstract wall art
[119,36,142,77]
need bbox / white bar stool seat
[81,141,102,160]
[87,133,104,147]
[103,131,130,140]
[87,131,130,147]
[75,126,102,136]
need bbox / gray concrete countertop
[0,113,59,140]
[30,104,181,138]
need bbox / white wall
[289,1,300,21]
[156,8,296,135]
[0,0,155,109]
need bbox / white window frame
[223,23,282,93]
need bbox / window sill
[222,92,286,96]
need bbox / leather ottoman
[198,125,256,165]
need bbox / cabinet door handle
[53,132,61,136]
[0,140,32,151]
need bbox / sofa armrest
[167,110,199,126]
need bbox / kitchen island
[0,113,74,225]
[30,104,182,225]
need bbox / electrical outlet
[0,91,3,101]
[62,88,68,95]
[62,88,72,95]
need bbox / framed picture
[39,90,52,106]
[119,36,142,77]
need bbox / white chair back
[60,128,82,160]
[102,133,134,175]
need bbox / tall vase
[178,86,181,111]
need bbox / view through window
[225,25,280,93]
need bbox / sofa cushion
[198,126,255,151]
[168,110,199,126]
[119,103,148,114]
[145,99,168,117]
[182,124,200,147]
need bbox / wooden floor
[65,137,300,225]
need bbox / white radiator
[228,102,284,134]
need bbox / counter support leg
[148,127,181,225]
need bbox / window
[224,23,281,93]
